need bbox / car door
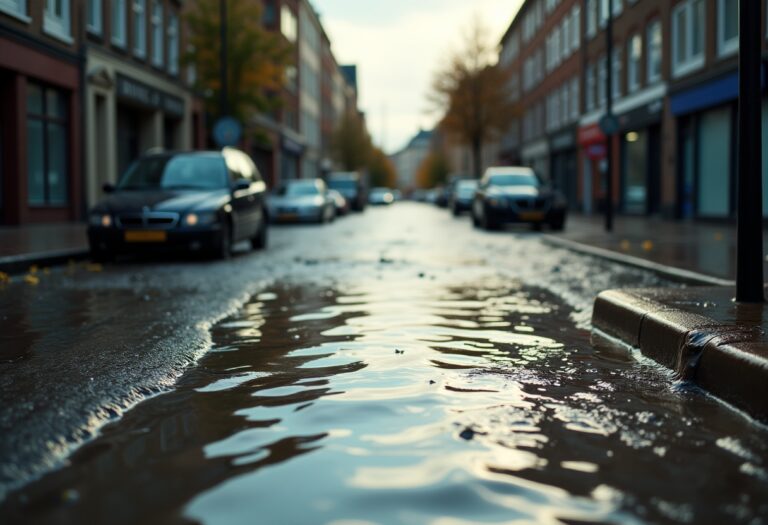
[225,152,253,241]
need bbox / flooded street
[2,204,767,524]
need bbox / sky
[314,0,524,154]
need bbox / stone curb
[0,249,90,275]
[593,289,768,423]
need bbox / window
[112,0,126,47]
[717,0,738,56]
[151,0,163,66]
[87,0,101,34]
[281,5,297,43]
[168,12,179,75]
[570,77,580,120]
[586,0,597,38]
[44,0,71,40]
[187,45,196,86]
[133,0,146,58]
[612,45,622,99]
[628,33,642,92]
[27,83,68,206]
[586,63,596,112]
[647,20,662,83]
[597,55,607,107]
[0,0,28,22]
[572,5,581,50]
[672,0,705,77]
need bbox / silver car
[268,179,337,224]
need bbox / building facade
[498,0,768,220]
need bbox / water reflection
[3,281,768,525]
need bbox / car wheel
[481,208,498,231]
[452,205,460,216]
[549,216,566,231]
[214,221,232,259]
[472,209,480,228]
[251,210,268,250]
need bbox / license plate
[519,212,544,221]
[125,230,167,242]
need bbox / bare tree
[429,17,516,178]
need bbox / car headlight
[184,212,218,226]
[89,213,112,227]
[313,196,324,206]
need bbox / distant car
[450,179,478,215]
[327,171,366,211]
[87,148,268,261]
[392,189,403,201]
[471,166,566,231]
[434,185,448,207]
[368,187,395,205]
[328,189,349,216]
[268,178,336,224]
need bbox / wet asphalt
[1,203,766,524]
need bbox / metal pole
[736,0,764,302]
[220,0,228,117]
[604,0,614,232]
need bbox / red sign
[577,123,605,147]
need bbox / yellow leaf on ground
[24,274,40,285]
[28,265,38,274]
[642,240,654,252]
[86,263,103,272]
[0,272,10,284]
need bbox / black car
[450,179,478,215]
[87,148,268,260]
[326,172,366,211]
[471,167,566,231]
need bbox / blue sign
[213,117,242,147]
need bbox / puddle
[3,281,767,524]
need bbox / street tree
[415,150,451,189]
[331,110,372,171]
[185,0,292,121]
[429,17,516,178]
[368,147,397,188]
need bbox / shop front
[0,35,81,225]
[548,128,577,210]
[520,139,550,182]
[577,123,606,214]
[616,99,662,215]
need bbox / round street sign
[213,116,242,147]
[599,113,619,136]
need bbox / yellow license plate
[125,230,167,242]
[519,212,544,221]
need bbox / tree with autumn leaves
[331,110,396,188]
[429,17,517,179]
[185,0,292,121]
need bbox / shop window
[698,107,731,217]
[168,12,179,75]
[0,0,29,22]
[87,0,101,34]
[112,0,127,47]
[151,0,163,66]
[27,83,69,207]
[133,0,146,58]
[43,0,71,41]
[646,20,662,84]
[612,44,622,99]
[672,0,705,78]
[628,33,642,93]
[717,0,738,57]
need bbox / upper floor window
[133,0,147,58]
[44,0,71,41]
[571,5,581,50]
[168,12,179,75]
[87,0,101,34]
[612,44,622,99]
[112,0,127,47]
[628,33,642,92]
[717,0,738,57]
[151,0,163,66]
[672,0,705,78]
[281,5,297,43]
[586,0,597,38]
[586,63,596,112]
[0,0,29,22]
[647,20,662,84]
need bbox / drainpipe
[604,0,614,232]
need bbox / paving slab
[593,286,768,422]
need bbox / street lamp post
[220,0,228,117]
[736,0,764,302]
[604,0,614,232]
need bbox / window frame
[672,0,705,78]
[133,0,147,59]
[628,32,642,92]
[646,19,662,84]
[151,0,164,67]
[43,0,72,43]
[167,11,179,75]
[717,0,738,57]
[112,0,127,48]
[87,0,102,35]
[0,0,30,23]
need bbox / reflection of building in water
[498,0,768,220]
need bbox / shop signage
[617,99,663,131]
[116,74,185,117]
[282,136,304,155]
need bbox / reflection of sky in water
[182,282,768,525]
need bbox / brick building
[499,0,768,220]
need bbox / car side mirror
[103,183,115,193]
[233,179,250,192]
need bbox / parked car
[328,189,349,216]
[87,148,268,261]
[450,179,478,215]
[268,178,336,224]
[368,187,395,205]
[471,166,566,231]
[327,171,367,211]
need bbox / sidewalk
[0,223,89,274]
[548,214,760,283]
[557,214,768,423]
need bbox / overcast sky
[314,0,524,154]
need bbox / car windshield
[457,180,478,190]
[117,155,228,191]
[327,179,357,190]
[488,173,539,187]
[277,182,320,196]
